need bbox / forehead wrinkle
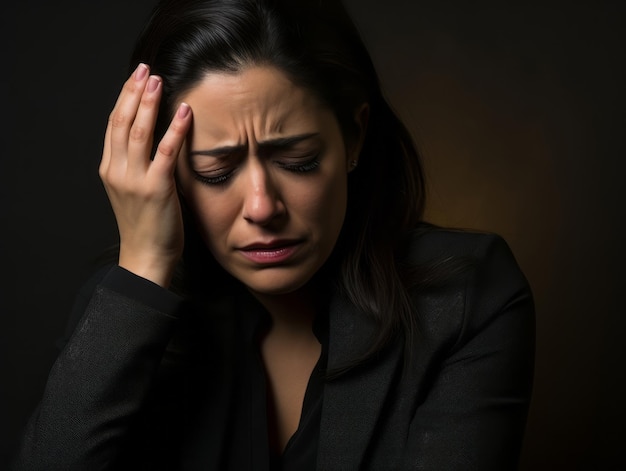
[241,96,300,151]
[183,66,320,153]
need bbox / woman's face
[176,66,362,296]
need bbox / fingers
[126,75,162,174]
[97,64,192,287]
[106,64,151,172]
[101,63,192,183]
[150,102,193,177]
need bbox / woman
[12,0,535,469]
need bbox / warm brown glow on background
[1,1,624,469]
[347,1,625,468]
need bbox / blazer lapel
[317,294,403,469]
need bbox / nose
[242,160,285,225]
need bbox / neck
[250,284,319,337]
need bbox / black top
[223,279,327,471]
[11,229,536,470]
[80,266,328,470]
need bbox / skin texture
[100,65,367,453]
[174,68,366,451]
[176,66,359,298]
[100,64,191,288]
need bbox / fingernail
[178,103,191,118]
[147,76,161,93]
[134,63,149,81]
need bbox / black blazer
[12,229,535,470]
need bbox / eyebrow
[189,132,320,157]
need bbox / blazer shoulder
[405,226,530,291]
[404,226,517,266]
[403,226,534,349]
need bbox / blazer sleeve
[11,266,184,471]
[405,234,535,470]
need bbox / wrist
[118,250,179,288]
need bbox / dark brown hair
[130,0,427,372]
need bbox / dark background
[1,1,624,469]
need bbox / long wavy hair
[130,0,429,373]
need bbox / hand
[99,63,192,288]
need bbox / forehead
[179,66,327,144]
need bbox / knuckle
[129,125,149,142]
[124,78,142,95]
[140,92,157,108]
[157,141,176,158]
[169,120,186,135]
[109,110,130,129]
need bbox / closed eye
[276,155,321,173]
[188,149,242,186]
[193,156,320,186]
[190,160,239,186]
[193,171,235,186]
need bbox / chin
[236,267,317,297]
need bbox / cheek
[293,165,348,234]
[193,194,238,239]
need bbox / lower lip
[238,244,301,264]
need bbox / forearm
[12,268,182,471]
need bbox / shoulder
[402,225,535,353]
[404,225,530,294]
[404,225,519,267]
[378,227,535,469]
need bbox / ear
[346,103,370,173]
